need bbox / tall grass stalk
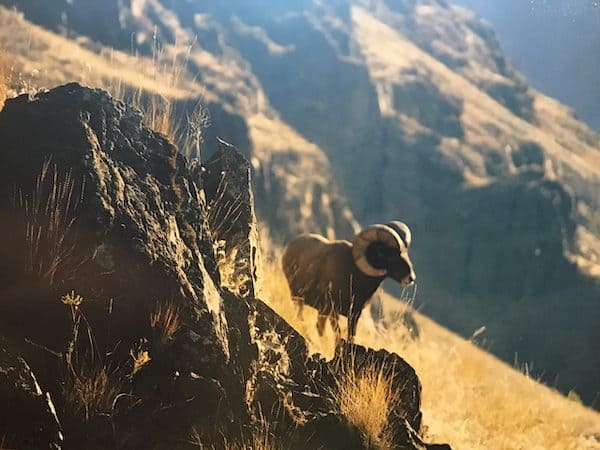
[17,159,85,286]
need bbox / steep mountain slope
[1,0,599,407]
[454,0,600,131]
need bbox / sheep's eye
[388,251,401,263]
[366,243,389,269]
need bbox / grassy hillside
[258,235,600,450]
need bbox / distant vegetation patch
[0,49,8,107]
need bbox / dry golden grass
[258,232,600,450]
[150,301,182,348]
[130,349,152,377]
[222,430,279,450]
[60,291,124,422]
[388,306,600,450]
[64,366,122,422]
[191,415,281,450]
[0,7,200,100]
[333,355,398,449]
[107,42,210,160]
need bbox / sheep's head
[352,222,416,285]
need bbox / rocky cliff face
[0,84,448,449]
[1,0,600,406]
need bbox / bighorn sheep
[282,221,415,341]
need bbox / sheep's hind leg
[316,314,327,336]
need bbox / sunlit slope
[352,5,600,221]
[258,245,600,450]
[382,296,600,450]
[0,8,202,100]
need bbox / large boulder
[0,82,247,447]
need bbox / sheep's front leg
[292,296,305,320]
[347,310,362,342]
[329,313,341,341]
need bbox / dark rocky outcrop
[203,138,259,300]
[0,339,63,450]
[0,82,241,448]
[0,84,449,449]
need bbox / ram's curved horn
[352,224,400,277]
[386,221,412,248]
